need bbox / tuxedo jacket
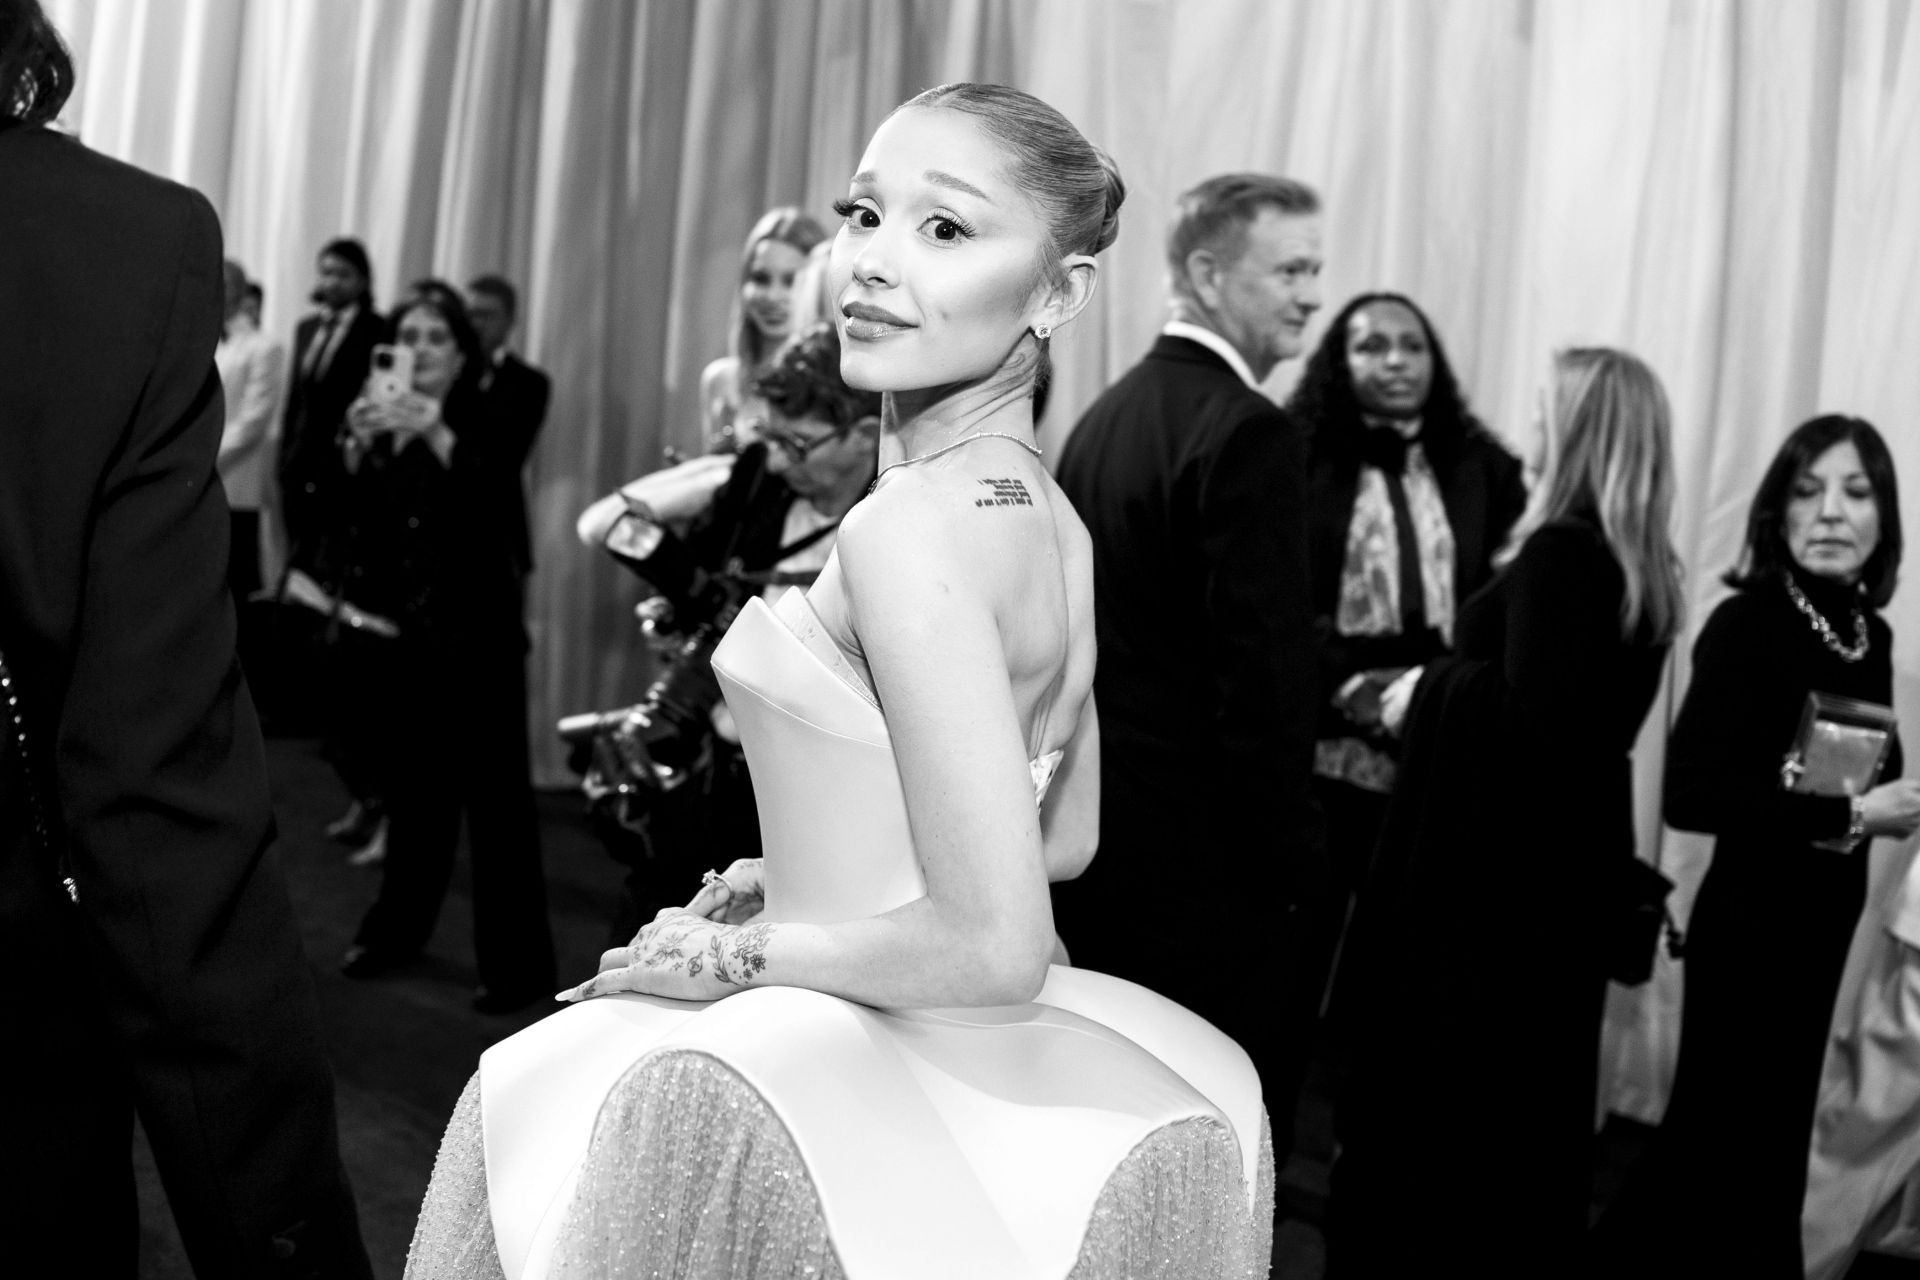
[480,351,552,577]
[1054,334,1324,893]
[279,302,385,567]
[0,125,366,1273]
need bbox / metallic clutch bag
[1782,691,1896,851]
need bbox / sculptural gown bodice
[469,589,1272,1280]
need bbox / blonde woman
[698,206,827,452]
[1329,348,1685,1277]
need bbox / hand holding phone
[367,344,415,406]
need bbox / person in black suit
[1051,172,1327,1146]
[280,237,385,576]
[1285,291,1526,1092]
[280,237,389,849]
[1329,348,1685,1278]
[0,4,370,1274]
[333,281,558,1013]
[465,274,550,582]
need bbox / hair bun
[1091,146,1126,255]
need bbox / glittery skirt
[407,977,1274,1280]
[407,1060,1274,1280]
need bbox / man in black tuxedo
[466,274,551,582]
[0,4,370,1274]
[280,236,384,577]
[1052,173,1327,1146]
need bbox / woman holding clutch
[1594,415,1920,1277]
[1329,348,1683,1277]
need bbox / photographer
[573,323,879,942]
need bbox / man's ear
[1181,248,1223,312]
[1032,254,1100,336]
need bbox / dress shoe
[339,944,416,980]
[471,985,548,1015]
[345,817,388,868]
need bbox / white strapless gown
[405,591,1274,1280]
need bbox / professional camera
[556,511,756,831]
[562,508,821,839]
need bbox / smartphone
[367,344,414,405]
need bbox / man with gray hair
[1053,172,1327,1162]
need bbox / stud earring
[1034,323,1053,340]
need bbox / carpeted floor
[129,735,1920,1278]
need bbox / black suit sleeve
[501,362,551,472]
[1195,407,1322,870]
[53,187,360,1265]
[1664,598,1854,842]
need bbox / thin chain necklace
[868,431,1041,494]
[1784,575,1869,662]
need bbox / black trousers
[0,830,370,1277]
[354,633,556,996]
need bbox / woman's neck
[1360,411,1422,439]
[878,370,1038,469]
[1786,560,1861,616]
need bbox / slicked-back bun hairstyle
[898,82,1125,286]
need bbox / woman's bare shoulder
[699,356,740,400]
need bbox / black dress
[1591,568,1898,1279]
[1328,514,1669,1278]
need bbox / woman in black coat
[1328,347,1685,1278]
[1285,292,1526,1059]
[1592,416,1920,1278]
[333,281,557,1012]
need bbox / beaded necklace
[868,431,1041,495]
[1784,575,1869,662]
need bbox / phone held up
[368,343,415,406]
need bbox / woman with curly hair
[1283,293,1525,1068]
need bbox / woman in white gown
[405,83,1275,1280]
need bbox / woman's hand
[1861,779,1920,839]
[556,910,774,1004]
[379,390,442,440]
[1379,665,1424,736]
[684,859,765,925]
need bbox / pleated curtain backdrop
[40,0,1920,1124]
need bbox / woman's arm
[1042,695,1099,883]
[567,482,1059,1009]
[1664,599,1917,842]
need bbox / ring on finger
[701,868,733,896]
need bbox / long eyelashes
[831,198,974,242]
[832,198,875,228]
[928,213,975,241]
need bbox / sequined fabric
[408,1051,1275,1279]
[405,1074,506,1280]
[550,1051,842,1280]
[1068,1110,1276,1280]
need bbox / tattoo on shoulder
[974,478,1032,508]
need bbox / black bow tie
[1360,425,1416,474]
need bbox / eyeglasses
[761,421,851,461]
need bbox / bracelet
[1848,793,1867,848]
